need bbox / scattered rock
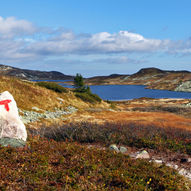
[175,81,191,92]
[179,169,191,179]
[109,144,119,152]
[151,159,163,167]
[0,91,27,142]
[67,106,78,113]
[0,137,26,148]
[185,102,191,107]
[32,107,42,111]
[57,97,64,102]
[154,159,163,164]
[166,163,179,170]
[136,150,150,159]
[20,106,78,124]
[119,146,127,153]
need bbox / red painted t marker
[0,99,12,112]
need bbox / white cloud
[25,30,170,55]
[167,38,191,54]
[0,16,190,65]
[0,16,36,38]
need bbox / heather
[0,135,187,190]
[30,122,191,155]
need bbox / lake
[34,80,191,100]
[59,83,191,101]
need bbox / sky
[0,0,191,77]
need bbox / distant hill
[0,65,74,81]
[1,64,191,92]
[132,67,190,77]
[86,67,191,92]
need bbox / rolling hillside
[86,67,191,92]
[0,64,73,80]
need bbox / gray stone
[0,137,26,148]
[119,146,127,153]
[136,150,150,159]
[109,144,119,152]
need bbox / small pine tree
[74,73,85,91]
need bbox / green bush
[36,81,68,93]
[75,92,101,103]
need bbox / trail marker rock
[0,91,27,142]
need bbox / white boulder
[0,91,27,141]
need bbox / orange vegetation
[69,110,191,131]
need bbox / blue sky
[0,0,191,76]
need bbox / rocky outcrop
[175,81,191,92]
[0,91,27,143]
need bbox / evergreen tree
[74,73,85,92]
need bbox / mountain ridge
[1,64,191,92]
[0,64,74,80]
[85,67,191,92]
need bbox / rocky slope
[86,67,191,92]
[0,64,73,80]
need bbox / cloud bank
[0,16,190,64]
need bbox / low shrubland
[0,135,187,190]
[75,91,102,103]
[36,81,68,93]
[29,122,191,155]
[131,106,191,116]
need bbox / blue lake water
[34,80,191,100]
[60,84,191,101]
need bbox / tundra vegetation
[0,75,190,190]
[0,135,187,190]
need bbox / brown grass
[0,76,109,112]
[68,110,191,131]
